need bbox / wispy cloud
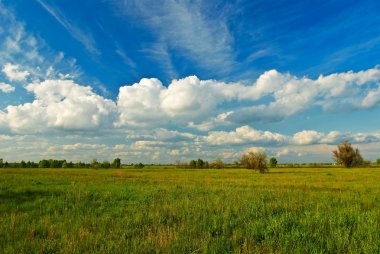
[116,0,236,77]
[36,0,100,55]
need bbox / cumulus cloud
[292,130,325,145]
[227,67,380,123]
[204,126,380,147]
[205,125,288,145]
[4,79,117,132]
[0,82,14,93]
[116,67,380,129]
[1,64,380,162]
[2,63,29,81]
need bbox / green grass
[0,167,379,253]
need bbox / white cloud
[204,126,380,147]
[117,67,380,129]
[292,130,325,145]
[0,3,81,83]
[0,82,14,93]
[276,148,289,157]
[2,63,29,81]
[4,79,117,133]
[117,0,235,76]
[205,125,288,145]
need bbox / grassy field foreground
[0,167,379,253]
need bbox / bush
[101,160,111,169]
[134,163,144,169]
[240,151,268,173]
[112,158,121,168]
[269,157,277,168]
[332,141,364,168]
[210,158,224,169]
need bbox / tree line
[0,158,121,169]
[179,142,377,174]
[0,142,378,171]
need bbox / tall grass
[0,167,379,253]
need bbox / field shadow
[0,189,60,204]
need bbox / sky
[1,0,380,163]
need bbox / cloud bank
[2,65,380,162]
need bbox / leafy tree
[39,160,49,168]
[189,160,197,169]
[196,158,204,169]
[210,158,224,169]
[20,160,26,168]
[90,158,100,169]
[204,161,209,169]
[112,158,121,168]
[101,160,111,169]
[240,151,268,173]
[376,158,380,165]
[333,141,364,168]
[134,163,144,169]
[269,157,278,168]
[0,158,3,168]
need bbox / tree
[112,158,121,168]
[20,160,26,168]
[332,141,364,168]
[0,158,3,168]
[196,158,204,169]
[90,158,100,169]
[240,151,268,173]
[210,158,224,169]
[134,163,144,169]
[101,160,111,169]
[38,160,49,168]
[376,158,380,165]
[189,160,197,169]
[269,157,278,168]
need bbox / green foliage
[240,151,268,173]
[196,158,204,169]
[210,158,224,169]
[0,167,379,253]
[333,141,364,168]
[188,159,209,169]
[189,160,197,168]
[269,157,278,168]
[38,160,49,168]
[376,158,380,165]
[90,158,100,169]
[112,158,121,168]
[101,160,111,169]
[134,163,144,169]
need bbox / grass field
[0,167,379,253]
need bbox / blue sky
[1,0,380,163]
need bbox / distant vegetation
[0,158,121,169]
[0,142,379,170]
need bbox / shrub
[269,157,278,168]
[332,141,364,168]
[112,158,121,168]
[240,151,268,173]
[134,163,144,169]
[210,158,224,169]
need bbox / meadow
[0,166,379,253]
